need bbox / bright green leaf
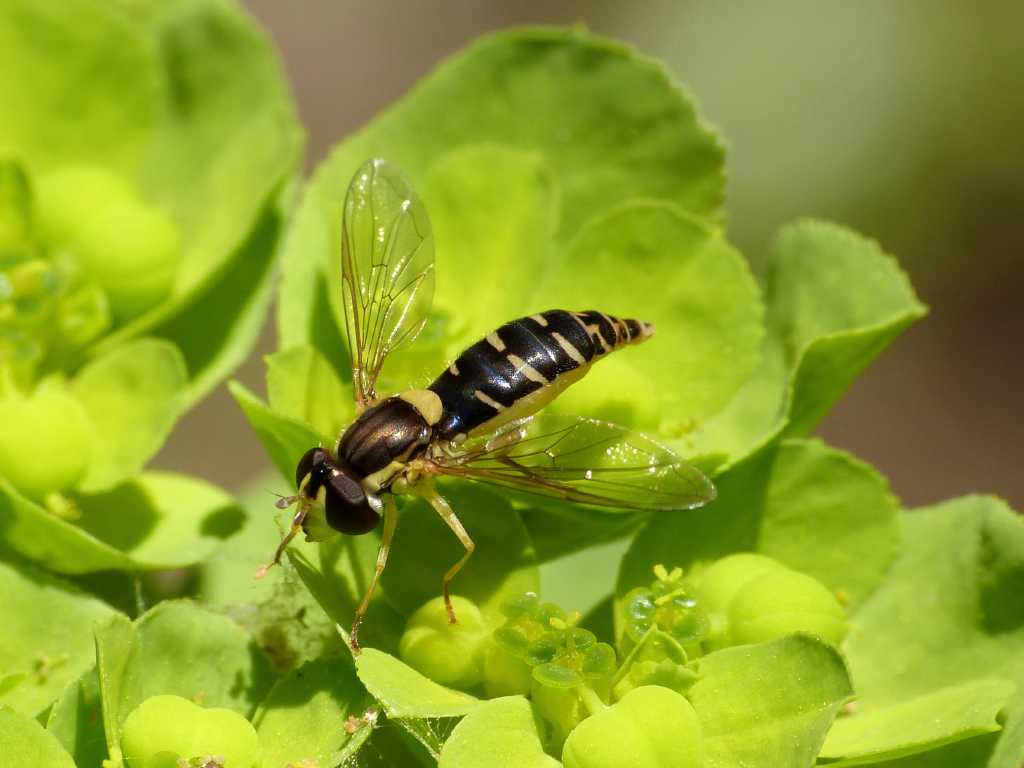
[0,0,157,175]
[820,678,1013,766]
[539,202,763,435]
[280,26,725,351]
[253,656,372,767]
[0,559,117,717]
[71,339,186,492]
[691,219,926,466]
[0,471,238,574]
[46,669,108,768]
[93,600,275,762]
[266,344,353,442]
[229,379,321,483]
[0,706,76,768]
[841,496,1024,764]
[354,647,480,720]
[617,438,900,634]
[687,634,852,768]
[74,471,245,569]
[845,496,1024,706]
[439,695,560,768]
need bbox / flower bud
[482,642,533,698]
[120,694,260,768]
[690,553,787,648]
[69,196,180,321]
[399,595,489,690]
[0,381,92,500]
[728,568,847,646]
[562,686,702,768]
[33,165,133,246]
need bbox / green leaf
[840,496,1024,764]
[439,695,560,768]
[0,706,76,768]
[0,471,244,574]
[0,559,117,717]
[46,669,108,768]
[0,0,300,405]
[229,380,321,483]
[280,26,724,351]
[355,648,480,720]
[538,202,763,435]
[266,344,353,443]
[842,735,1000,768]
[687,634,852,768]
[0,0,157,174]
[381,484,539,623]
[819,678,1013,766]
[93,600,275,761]
[71,339,186,492]
[253,656,372,768]
[691,220,927,466]
[74,471,245,569]
[617,438,900,630]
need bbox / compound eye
[323,471,381,535]
[295,447,321,490]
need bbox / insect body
[263,159,716,651]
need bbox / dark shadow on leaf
[200,504,246,538]
[74,482,159,551]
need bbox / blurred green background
[155,0,1023,510]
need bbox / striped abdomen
[429,309,654,441]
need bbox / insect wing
[341,158,435,405]
[431,415,716,511]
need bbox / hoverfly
[263,158,716,651]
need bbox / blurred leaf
[820,678,1013,766]
[266,344,353,443]
[74,471,246,569]
[844,734,999,768]
[46,669,108,768]
[539,202,763,436]
[0,705,76,768]
[0,471,243,574]
[253,656,372,767]
[71,339,186,492]
[229,380,321,483]
[381,484,539,623]
[0,559,117,717]
[691,219,927,466]
[355,647,480,720]
[439,695,560,768]
[688,634,852,768]
[0,0,157,174]
[841,496,1024,764]
[617,438,900,632]
[144,194,286,406]
[94,601,275,758]
[280,26,724,351]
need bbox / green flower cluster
[394,557,846,765]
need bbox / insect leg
[256,502,307,579]
[420,484,475,624]
[350,494,398,653]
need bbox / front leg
[350,494,398,653]
[418,483,475,624]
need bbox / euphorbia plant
[1,15,1022,768]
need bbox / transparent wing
[430,415,716,511]
[341,158,435,405]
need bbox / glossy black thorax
[336,396,432,478]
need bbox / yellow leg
[350,494,398,653]
[420,485,475,624]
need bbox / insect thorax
[336,395,434,481]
